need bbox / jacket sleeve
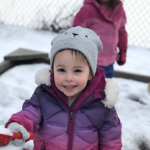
[99,107,122,150]
[5,86,42,133]
[72,5,91,28]
[117,8,128,65]
[118,8,128,52]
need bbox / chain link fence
[123,0,150,48]
[0,0,150,48]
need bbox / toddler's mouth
[63,85,77,89]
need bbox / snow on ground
[114,46,150,76]
[113,78,150,150]
[0,24,150,150]
[0,24,57,61]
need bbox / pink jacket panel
[72,0,127,66]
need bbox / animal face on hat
[50,26,103,76]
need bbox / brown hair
[110,0,120,8]
[97,0,121,8]
[70,49,93,79]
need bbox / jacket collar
[35,67,119,108]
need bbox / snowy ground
[0,24,150,150]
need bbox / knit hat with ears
[50,26,103,76]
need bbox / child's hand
[8,122,30,147]
[117,50,126,65]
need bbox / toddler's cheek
[78,78,88,86]
[54,76,62,85]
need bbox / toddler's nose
[65,73,73,82]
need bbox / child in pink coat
[73,0,128,78]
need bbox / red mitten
[117,50,126,65]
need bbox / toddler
[6,26,121,150]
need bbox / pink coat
[72,0,128,66]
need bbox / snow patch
[0,125,13,136]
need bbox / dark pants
[98,63,114,78]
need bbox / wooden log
[4,48,49,61]
[114,70,150,83]
[0,60,15,74]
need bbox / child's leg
[98,63,114,78]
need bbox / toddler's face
[53,50,91,100]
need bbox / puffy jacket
[72,0,128,66]
[6,67,122,150]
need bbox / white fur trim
[101,78,119,108]
[35,67,51,86]
[35,68,119,108]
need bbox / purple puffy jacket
[6,67,122,150]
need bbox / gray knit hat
[50,26,103,76]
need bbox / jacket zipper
[70,112,73,119]
[41,145,45,150]
[67,112,74,150]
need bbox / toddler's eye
[58,69,65,72]
[74,69,82,73]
